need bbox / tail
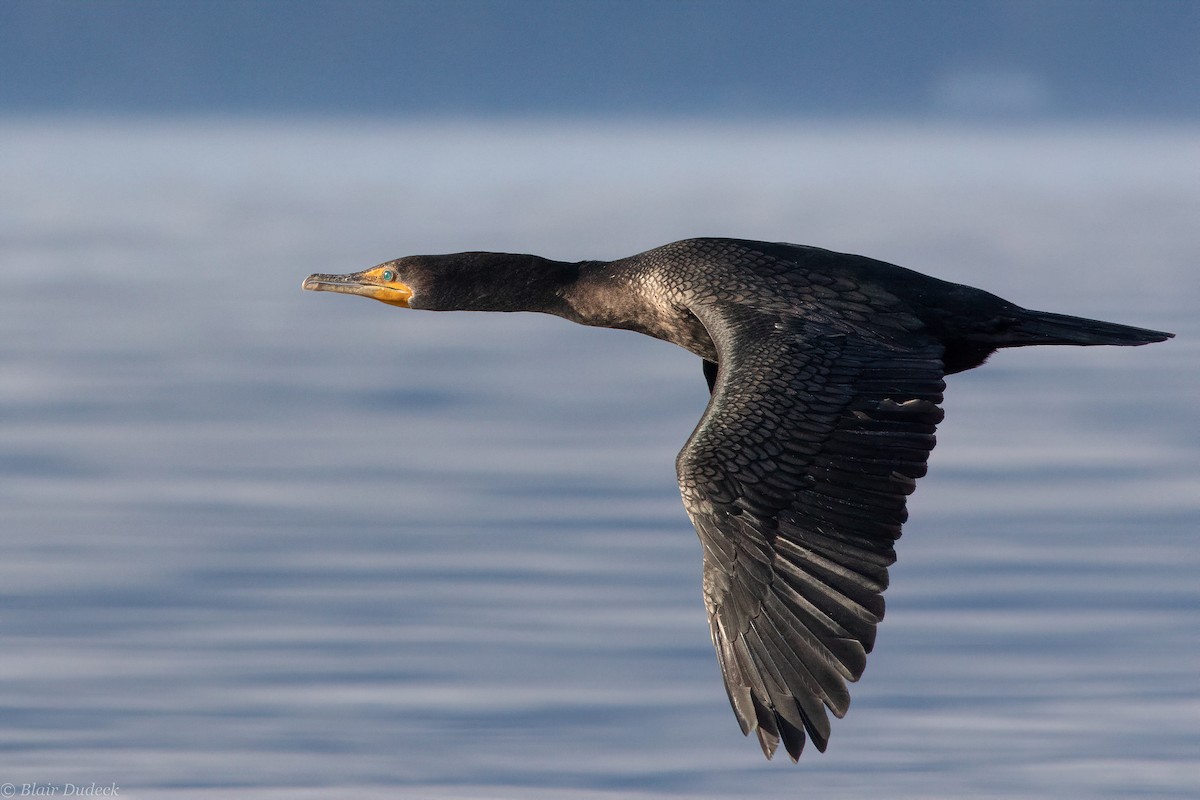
[1005,310,1174,347]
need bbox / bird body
[303,238,1172,761]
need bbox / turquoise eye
[382,269,396,282]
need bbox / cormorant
[303,238,1172,761]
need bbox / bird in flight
[304,238,1172,761]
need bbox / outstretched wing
[677,303,946,761]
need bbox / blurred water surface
[0,120,1196,799]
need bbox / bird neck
[554,260,675,337]
[434,254,676,344]
[552,259,642,328]
[425,252,583,314]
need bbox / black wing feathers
[678,304,945,761]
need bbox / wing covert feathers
[678,306,945,761]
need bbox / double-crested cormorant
[303,238,1172,761]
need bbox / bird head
[303,252,577,313]
[302,260,419,308]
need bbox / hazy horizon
[4,0,1198,121]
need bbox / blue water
[1,119,1196,799]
